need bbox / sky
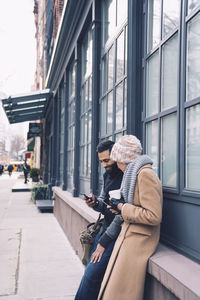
[0,0,36,139]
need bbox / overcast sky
[0,0,36,137]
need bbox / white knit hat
[111,135,142,163]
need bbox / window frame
[143,0,200,204]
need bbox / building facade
[35,0,200,298]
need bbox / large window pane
[186,104,200,190]
[89,76,92,107]
[116,31,124,82]
[103,0,116,45]
[102,55,108,95]
[107,92,113,134]
[117,0,127,27]
[69,64,75,96]
[88,111,92,142]
[124,27,127,75]
[115,82,123,130]
[124,79,127,127]
[108,46,114,90]
[146,120,158,173]
[101,97,107,136]
[87,143,91,176]
[146,51,159,117]
[186,13,200,102]
[147,0,161,52]
[161,34,178,110]
[162,0,180,38]
[161,113,177,187]
[188,0,200,15]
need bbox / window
[147,0,180,52]
[188,0,200,15]
[145,0,180,188]
[67,62,76,176]
[186,104,200,190]
[145,1,200,193]
[102,0,127,46]
[59,82,65,184]
[100,0,128,143]
[80,29,93,177]
[186,13,200,102]
[185,11,200,190]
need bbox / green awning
[27,138,35,151]
[1,89,53,124]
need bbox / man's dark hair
[96,140,115,153]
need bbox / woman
[98,135,163,300]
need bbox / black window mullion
[180,0,188,193]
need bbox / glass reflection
[146,120,158,174]
[116,31,124,82]
[103,0,116,45]
[124,79,127,127]
[116,82,123,130]
[108,46,114,90]
[161,34,178,110]
[188,0,200,15]
[186,13,200,101]
[101,97,107,136]
[102,55,108,95]
[147,0,161,52]
[117,0,127,26]
[161,113,177,187]
[163,0,180,37]
[88,111,92,142]
[107,92,113,134]
[186,104,200,190]
[146,51,159,117]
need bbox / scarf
[121,155,153,204]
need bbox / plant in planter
[30,168,40,182]
[31,184,49,203]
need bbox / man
[23,161,30,184]
[8,164,14,176]
[0,164,4,175]
[75,140,123,300]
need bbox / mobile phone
[83,193,90,200]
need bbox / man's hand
[90,243,105,263]
[84,194,98,208]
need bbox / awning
[27,138,35,151]
[1,89,53,124]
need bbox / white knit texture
[111,135,142,164]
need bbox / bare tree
[10,135,25,160]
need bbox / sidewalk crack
[15,228,22,294]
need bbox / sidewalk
[0,174,84,300]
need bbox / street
[0,174,83,300]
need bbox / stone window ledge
[149,243,200,300]
[53,186,99,223]
[53,186,200,300]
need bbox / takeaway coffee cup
[109,189,121,199]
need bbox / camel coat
[98,164,163,300]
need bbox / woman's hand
[90,243,105,263]
[108,202,123,214]
[108,198,124,214]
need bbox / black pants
[24,172,28,183]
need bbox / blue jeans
[75,232,115,300]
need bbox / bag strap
[93,213,102,230]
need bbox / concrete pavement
[0,173,84,300]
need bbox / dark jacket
[8,165,13,172]
[93,163,123,248]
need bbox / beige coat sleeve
[121,168,163,226]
